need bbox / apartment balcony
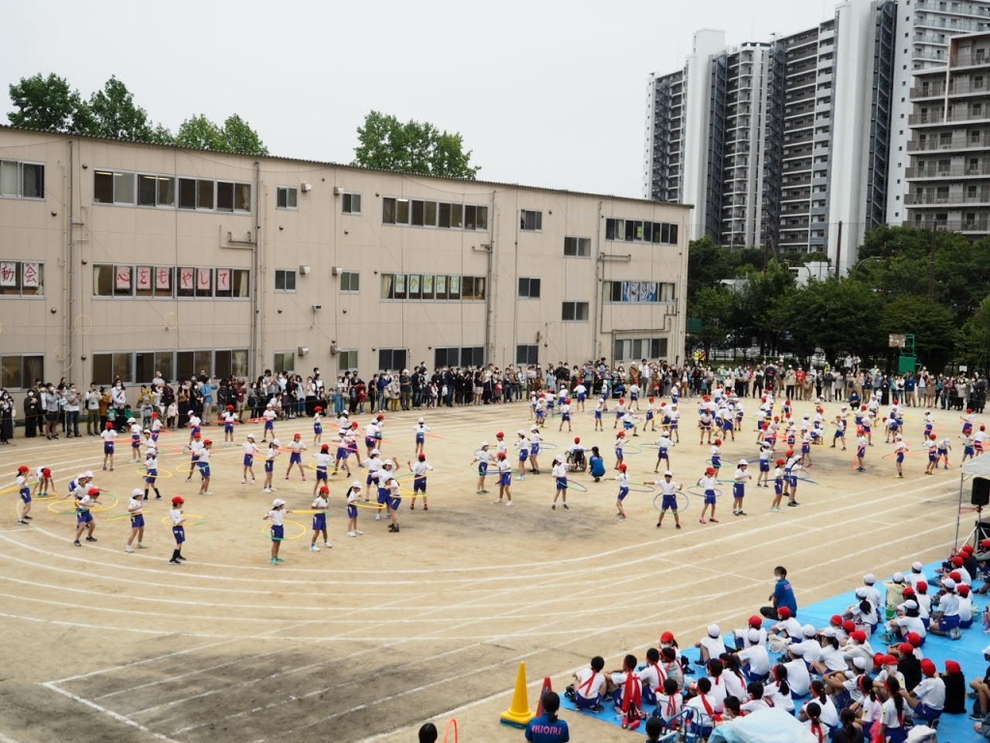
[952,50,990,67]
[916,0,990,19]
[906,189,990,205]
[909,216,990,232]
[910,83,947,99]
[914,50,950,63]
[907,134,990,152]
[947,79,990,95]
[906,163,990,177]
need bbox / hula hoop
[48,493,119,515]
[687,485,722,499]
[162,514,207,526]
[653,492,690,512]
[356,501,385,510]
[264,518,306,541]
[138,467,174,479]
[620,445,642,455]
[34,493,60,501]
[176,461,197,473]
[541,442,558,450]
[626,484,655,494]
[793,475,819,485]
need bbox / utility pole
[835,220,842,279]
[928,224,937,300]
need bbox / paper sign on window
[395,274,405,293]
[116,266,132,290]
[179,268,194,289]
[409,274,420,293]
[156,267,171,290]
[0,262,16,287]
[423,274,433,293]
[217,268,231,291]
[136,266,152,290]
[22,262,39,287]
[197,268,212,290]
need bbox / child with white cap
[862,573,883,611]
[908,561,928,589]
[514,431,529,481]
[345,481,363,537]
[695,625,726,664]
[732,459,751,516]
[551,456,568,510]
[928,577,962,638]
[649,471,682,529]
[264,498,293,565]
[470,442,492,495]
[125,488,146,553]
[412,417,429,456]
[262,439,280,493]
[528,425,543,474]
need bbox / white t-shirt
[783,658,811,696]
[913,676,945,710]
[573,668,605,701]
[738,643,771,676]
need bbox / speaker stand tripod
[964,504,985,548]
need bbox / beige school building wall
[0,126,690,393]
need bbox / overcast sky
[5,0,835,198]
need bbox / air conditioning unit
[301,183,312,192]
[297,346,309,356]
[330,343,339,355]
[299,265,311,275]
[331,266,342,276]
[333,186,343,196]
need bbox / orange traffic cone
[534,676,553,717]
[500,661,535,727]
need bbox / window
[217,181,234,211]
[614,338,669,361]
[516,345,539,365]
[383,198,486,230]
[275,269,297,292]
[214,349,249,379]
[196,179,214,209]
[562,301,590,321]
[93,265,248,298]
[93,352,134,384]
[179,178,197,209]
[137,175,176,207]
[604,281,676,303]
[93,170,136,204]
[461,276,486,300]
[564,236,591,257]
[435,347,485,368]
[273,352,295,375]
[380,273,482,301]
[520,209,543,231]
[518,277,541,298]
[337,350,358,372]
[604,218,679,245]
[277,187,298,209]
[339,271,360,292]
[0,161,44,199]
[378,348,407,372]
[0,261,44,296]
[342,192,361,214]
[0,354,44,388]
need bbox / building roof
[0,124,692,209]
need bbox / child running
[310,485,330,551]
[408,453,434,510]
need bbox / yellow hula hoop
[160,514,207,526]
[356,501,386,510]
[263,518,306,541]
[34,493,60,501]
[138,467,174,479]
[48,493,119,515]
[176,461,198,473]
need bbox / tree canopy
[352,110,480,180]
[7,73,267,155]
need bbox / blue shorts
[898,453,905,463]
[131,438,141,449]
[312,513,326,531]
[577,393,586,402]
[316,468,328,482]
[594,411,602,420]
[616,411,624,420]
[733,483,744,498]
[151,431,159,441]
[801,444,810,454]
[365,436,375,448]
[265,460,274,473]
[131,514,145,528]
[172,525,185,543]
[378,488,389,504]
[77,510,93,524]
[658,449,669,460]
[788,475,798,488]
[760,460,770,472]
[347,504,357,518]
[270,524,284,541]
[615,448,623,459]
[146,470,158,484]
[562,413,570,422]
[336,448,349,460]
[711,456,721,468]
[670,422,678,430]
[912,703,941,722]
[857,447,866,457]
[20,487,31,503]
[265,421,274,430]
[964,424,973,435]
[556,477,568,490]
[289,452,302,464]
[478,462,488,475]
[835,430,845,438]
[314,423,322,434]
[414,477,426,493]
[104,442,114,454]
[646,412,654,421]
[966,445,975,456]
[198,464,211,478]
[389,496,402,511]
[531,444,539,455]
[623,421,633,430]
[244,454,254,467]
[499,472,512,487]
[939,614,960,631]
[224,423,234,434]
[518,449,529,462]
[617,487,629,501]
[416,433,424,444]
[723,420,733,431]
[705,490,716,505]
[191,427,201,438]
[662,494,678,511]
[938,448,948,457]
[774,481,784,495]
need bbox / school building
[0,126,690,390]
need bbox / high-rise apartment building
[645,0,990,271]
[905,31,990,233]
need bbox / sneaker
[424,505,428,511]
[251,480,256,484]
[506,501,514,506]
[562,504,569,510]
[699,519,707,524]
[17,520,28,525]
[324,542,331,548]
[616,514,626,520]
[137,544,148,549]
[242,479,247,484]
[86,536,98,542]
[787,501,799,507]
[177,555,187,561]
[738,510,747,516]
[310,545,320,552]
[274,557,284,563]
[410,504,415,510]
[73,540,81,546]
[709,518,719,523]
[355,530,363,535]
[675,524,682,529]
[125,546,135,553]
[271,558,279,565]
[375,514,381,521]
[551,505,556,510]
[170,559,181,564]
[656,521,662,528]
[23,515,32,520]
[346,531,356,537]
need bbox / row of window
[276,187,362,214]
[380,273,486,301]
[604,218,679,245]
[604,281,677,303]
[92,349,249,385]
[275,269,360,293]
[382,198,489,231]
[0,160,44,199]
[94,170,252,212]
[92,265,250,298]
[614,338,669,361]
[1,354,44,389]
[0,261,44,296]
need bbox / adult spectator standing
[761,565,798,620]
[23,388,40,438]
[63,382,81,438]
[42,382,61,439]
[111,381,127,431]
[85,383,101,436]
[0,389,14,444]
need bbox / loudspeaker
[972,477,990,507]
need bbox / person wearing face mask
[63,383,81,438]
[23,389,40,438]
[85,383,101,436]
[42,383,60,440]
[0,390,14,445]
[111,381,127,432]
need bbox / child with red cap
[903,657,945,725]
[610,464,630,520]
[101,421,117,471]
[15,465,32,525]
[73,486,101,545]
[169,495,186,564]
[696,466,719,525]
[285,433,307,481]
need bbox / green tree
[690,286,739,358]
[7,73,88,132]
[736,260,796,356]
[882,294,956,373]
[352,111,480,179]
[86,76,155,141]
[687,236,737,303]
[958,296,990,373]
[174,114,267,155]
